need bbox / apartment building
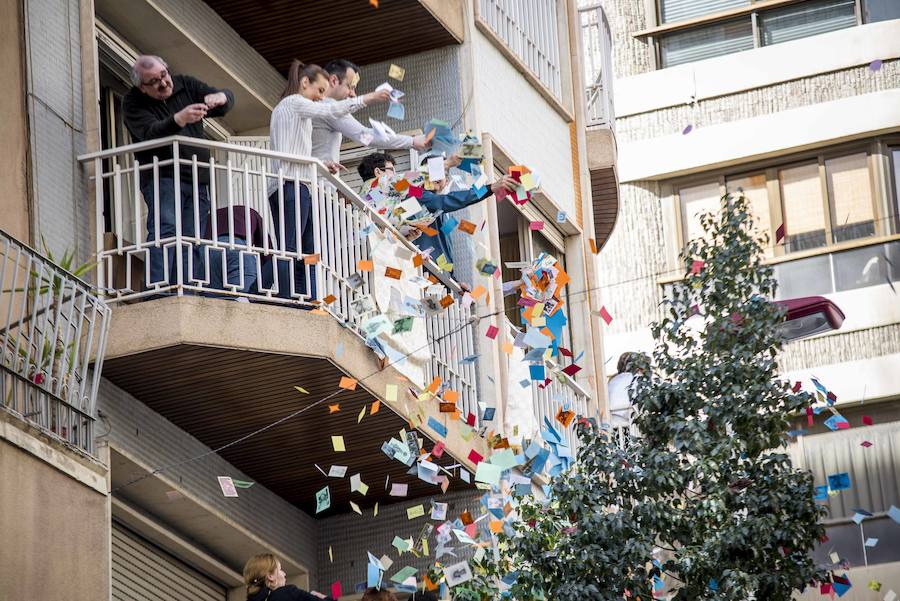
[593,0,900,596]
[0,0,615,598]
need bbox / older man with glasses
[123,55,234,292]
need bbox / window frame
[640,0,866,69]
[671,139,891,265]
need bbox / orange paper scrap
[339,376,358,390]
[357,260,374,272]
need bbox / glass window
[772,253,832,299]
[780,162,827,252]
[759,0,857,47]
[660,18,754,67]
[680,182,722,243]
[826,153,876,243]
[863,0,900,23]
[660,0,749,23]
[891,147,900,232]
[726,173,772,256]
[833,243,890,291]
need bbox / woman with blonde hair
[243,552,333,601]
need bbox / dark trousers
[266,182,317,299]
[140,177,210,288]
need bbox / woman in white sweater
[267,60,389,300]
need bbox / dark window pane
[813,517,900,566]
[863,0,900,23]
[760,0,857,46]
[660,18,753,67]
[773,253,833,299]
[886,240,900,282]
[660,0,749,23]
[833,243,890,291]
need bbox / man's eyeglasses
[141,70,168,88]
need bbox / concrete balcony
[78,135,501,514]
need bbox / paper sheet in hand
[427,156,445,182]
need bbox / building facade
[0,0,614,598]
[594,0,900,596]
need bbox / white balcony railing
[77,136,479,425]
[505,319,592,454]
[0,229,111,455]
[478,0,563,99]
[579,2,615,129]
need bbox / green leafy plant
[494,194,825,600]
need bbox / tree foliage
[489,195,825,600]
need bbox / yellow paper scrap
[294,386,309,394]
[422,538,429,555]
[357,406,366,423]
[329,546,333,562]
[407,504,425,520]
[388,63,406,81]
[374,502,379,517]
[332,436,346,452]
[386,384,398,402]
[350,500,362,515]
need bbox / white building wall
[472,29,577,216]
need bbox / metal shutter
[111,522,226,601]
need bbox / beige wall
[0,0,31,243]
[0,437,110,599]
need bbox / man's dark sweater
[123,74,234,186]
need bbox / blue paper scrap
[828,472,851,491]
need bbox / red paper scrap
[690,260,704,274]
[486,325,499,339]
[598,306,613,326]
[466,412,476,427]
[792,381,802,393]
[433,441,445,457]
[806,406,814,427]
[776,223,786,244]
[861,441,872,448]
[862,415,873,426]
[331,581,342,599]
[562,363,582,377]
[468,449,484,465]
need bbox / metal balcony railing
[0,230,111,455]
[578,2,615,129]
[505,319,592,454]
[478,0,563,99]
[77,136,479,424]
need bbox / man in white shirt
[311,59,429,173]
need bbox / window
[758,0,856,46]
[660,0,749,23]
[890,147,900,231]
[779,162,828,252]
[826,153,876,242]
[675,144,884,262]
[677,146,883,258]
[660,18,754,68]
[654,0,862,68]
[725,172,771,255]
[863,0,900,23]
[680,181,722,243]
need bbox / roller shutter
[111,522,226,601]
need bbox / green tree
[498,194,825,600]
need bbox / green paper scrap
[489,448,518,470]
[232,479,255,489]
[393,316,414,334]
[390,566,418,583]
[392,536,412,552]
[475,462,502,487]
[407,504,425,520]
[316,486,331,514]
